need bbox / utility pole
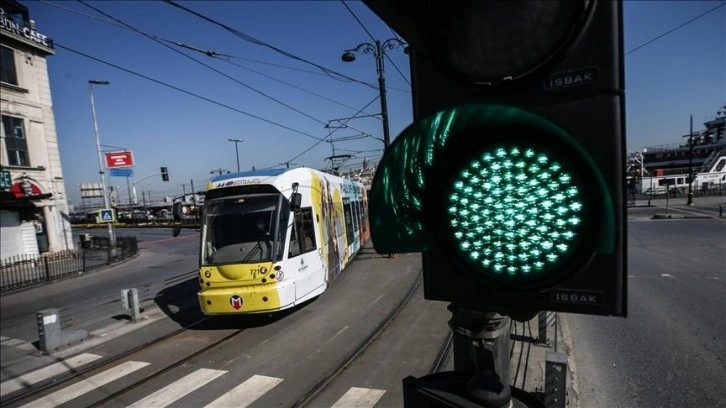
[687,115,694,205]
[228,138,243,172]
[126,177,132,207]
[88,79,116,247]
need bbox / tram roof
[210,168,288,182]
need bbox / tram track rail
[293,272,423,408]
[4,262,444,408]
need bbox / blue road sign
[99,209,116,223]
[109,168,134,177]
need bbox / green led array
[447,146,583,278]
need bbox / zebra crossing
[1,353,387,408]
[0,335,35,352]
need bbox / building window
[1,46,18,86]
[2,115,29,166]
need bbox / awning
[0,191,39,209]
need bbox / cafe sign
[0,8,54,50]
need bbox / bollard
[545,351,568,408]
[537,311,549,346]
[37,308,62,354]
[121,288,140,322]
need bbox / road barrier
[0,237,138,293]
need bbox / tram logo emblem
[230,295,243,310]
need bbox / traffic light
[366,0,626,318]
[160,166,169,181]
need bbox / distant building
[1,0,74,259]
[641,105,726,176]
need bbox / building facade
[1,0,74,260]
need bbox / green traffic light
[446,145,584,278]
[370,103,615,286]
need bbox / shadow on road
[152,276,317,330]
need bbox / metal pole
[228,138,243,172]
[89,80,116,247]
[375,40,391,149]
[687,115,694,205]
[126,176,132,207]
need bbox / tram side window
[288,207,316,258]
[352,200,360,232]
[343,201,354,244]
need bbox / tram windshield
[201,193,289,265]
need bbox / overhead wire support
[262,96,380,170]
[162,0,379,89]
[78,1,330,129]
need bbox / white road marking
[205,374,283,408]
[128,368,226,408]
[15,342,35,351]
[0,338,25,347]
[0,353,103,397]
[661,273,673,278]
[331,387,387,408]
[19,360,149,408]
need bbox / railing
[0,237,138,293]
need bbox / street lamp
[88,79,116,247]
[228,138,243,172]
[342,38,408,149]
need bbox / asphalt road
[0,228,200,342]
[564,217,726,408]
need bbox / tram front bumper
[198,282,294,314]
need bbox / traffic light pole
[403,305,543,407]
[450,305,512,406]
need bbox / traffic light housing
[366,0,626,318]
[161,166,169,181]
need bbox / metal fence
[0,237,138,293]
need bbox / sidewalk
[509,312,578,407]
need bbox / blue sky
[22,1,726,205]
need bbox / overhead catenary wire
[259,96,381,170]
[162,0,379,89]
[54,42,326,142]
[626,2,726,55]
[214,57,375,114]
[40,0,349,78]
[41,0,409,93]
[42,0,375,115]
[78,1,330,128]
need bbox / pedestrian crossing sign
[98,209,116,223]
